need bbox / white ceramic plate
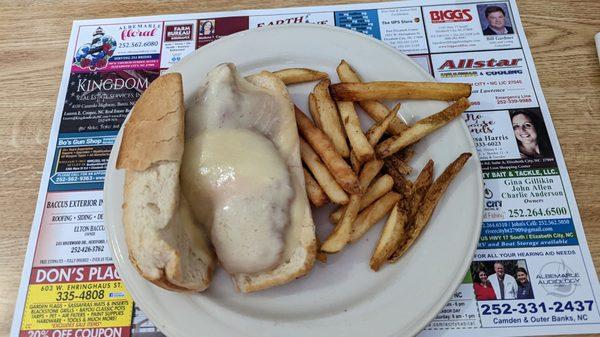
[104,24,483,337]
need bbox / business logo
[119,23,159,40]
[165,24,193,42]
[464,113,495,135]
[74,27,117,71]
[438,58,522,70]
[429,9,473,23]
[198,19,216,36]
[536,260,581,297]
[484,186,493,199]
[483,183,502,209]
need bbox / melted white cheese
[180,64,294,274]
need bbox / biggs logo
[429,9,473,23]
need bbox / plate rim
[104,23,484,337]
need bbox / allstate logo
[536,260,581,297]
[74,27,117,71]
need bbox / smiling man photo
[482,5,514,35]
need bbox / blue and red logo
[74,27,117,71]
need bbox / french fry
[347,103,401,172]
[273,68,329,85]
[407,160,434,223]
[365,104,400,145]
[387,160,433,264]
[386,154,412,175]
[299,137,349,205]
[296,106,360,194]
[329,81,472,102]
[358,159,384,192]
[399,147,415,162]
[337,101,374,163]
[376,98,471,158]
[350,191,402,243]
[308,93,322,129]
[384,160,413,197]
[303,167,329,207]
[336,60,408,135]
[321,194,362,253]
[389,153,472,262]
[315,237,328,263]
[370,202,408,271]
[312,79,350,157]
[330,174,394,223]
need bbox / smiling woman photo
[473,269,497,301]
[510,109,553,159]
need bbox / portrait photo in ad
[509,108,554,160]
[471,260,534,301]
[477,3,514,36]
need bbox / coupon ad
[72,22,163,72]
[423,1,520,53]
[431,49,537,111]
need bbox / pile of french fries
[273,61,473,271]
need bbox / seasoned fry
[365,104,400,145]
[407,160,434,223]
[350,191,402,243]
[349,152,361,173]
[273,68,329,85]
[336,60,408,135]
[387,160,434,263]
[384,160,413,197]
[358,159,384,192]
[300,137,349,205]
[296,106,360,194]
[347,103,401,173]
[389,153,472,262]
[308,93,322,129]
[330,174,394,223]
[330,81,472,102]
[313,79,350,157]
[337,101,374,163]
[376,98,471,158]
[315,237,328,263]
[370,202,408,271]
[303,167,329,207]
[399,147,415,162]
[386,154,412,175]
[322,194,362,253]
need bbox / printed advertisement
[377,7,428,55]
[423,1,520,53]
[72,23,163,72]
[161,21,196,68]
[11,1,600,337]
[431,49,537,111]
[249,12,334,28]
